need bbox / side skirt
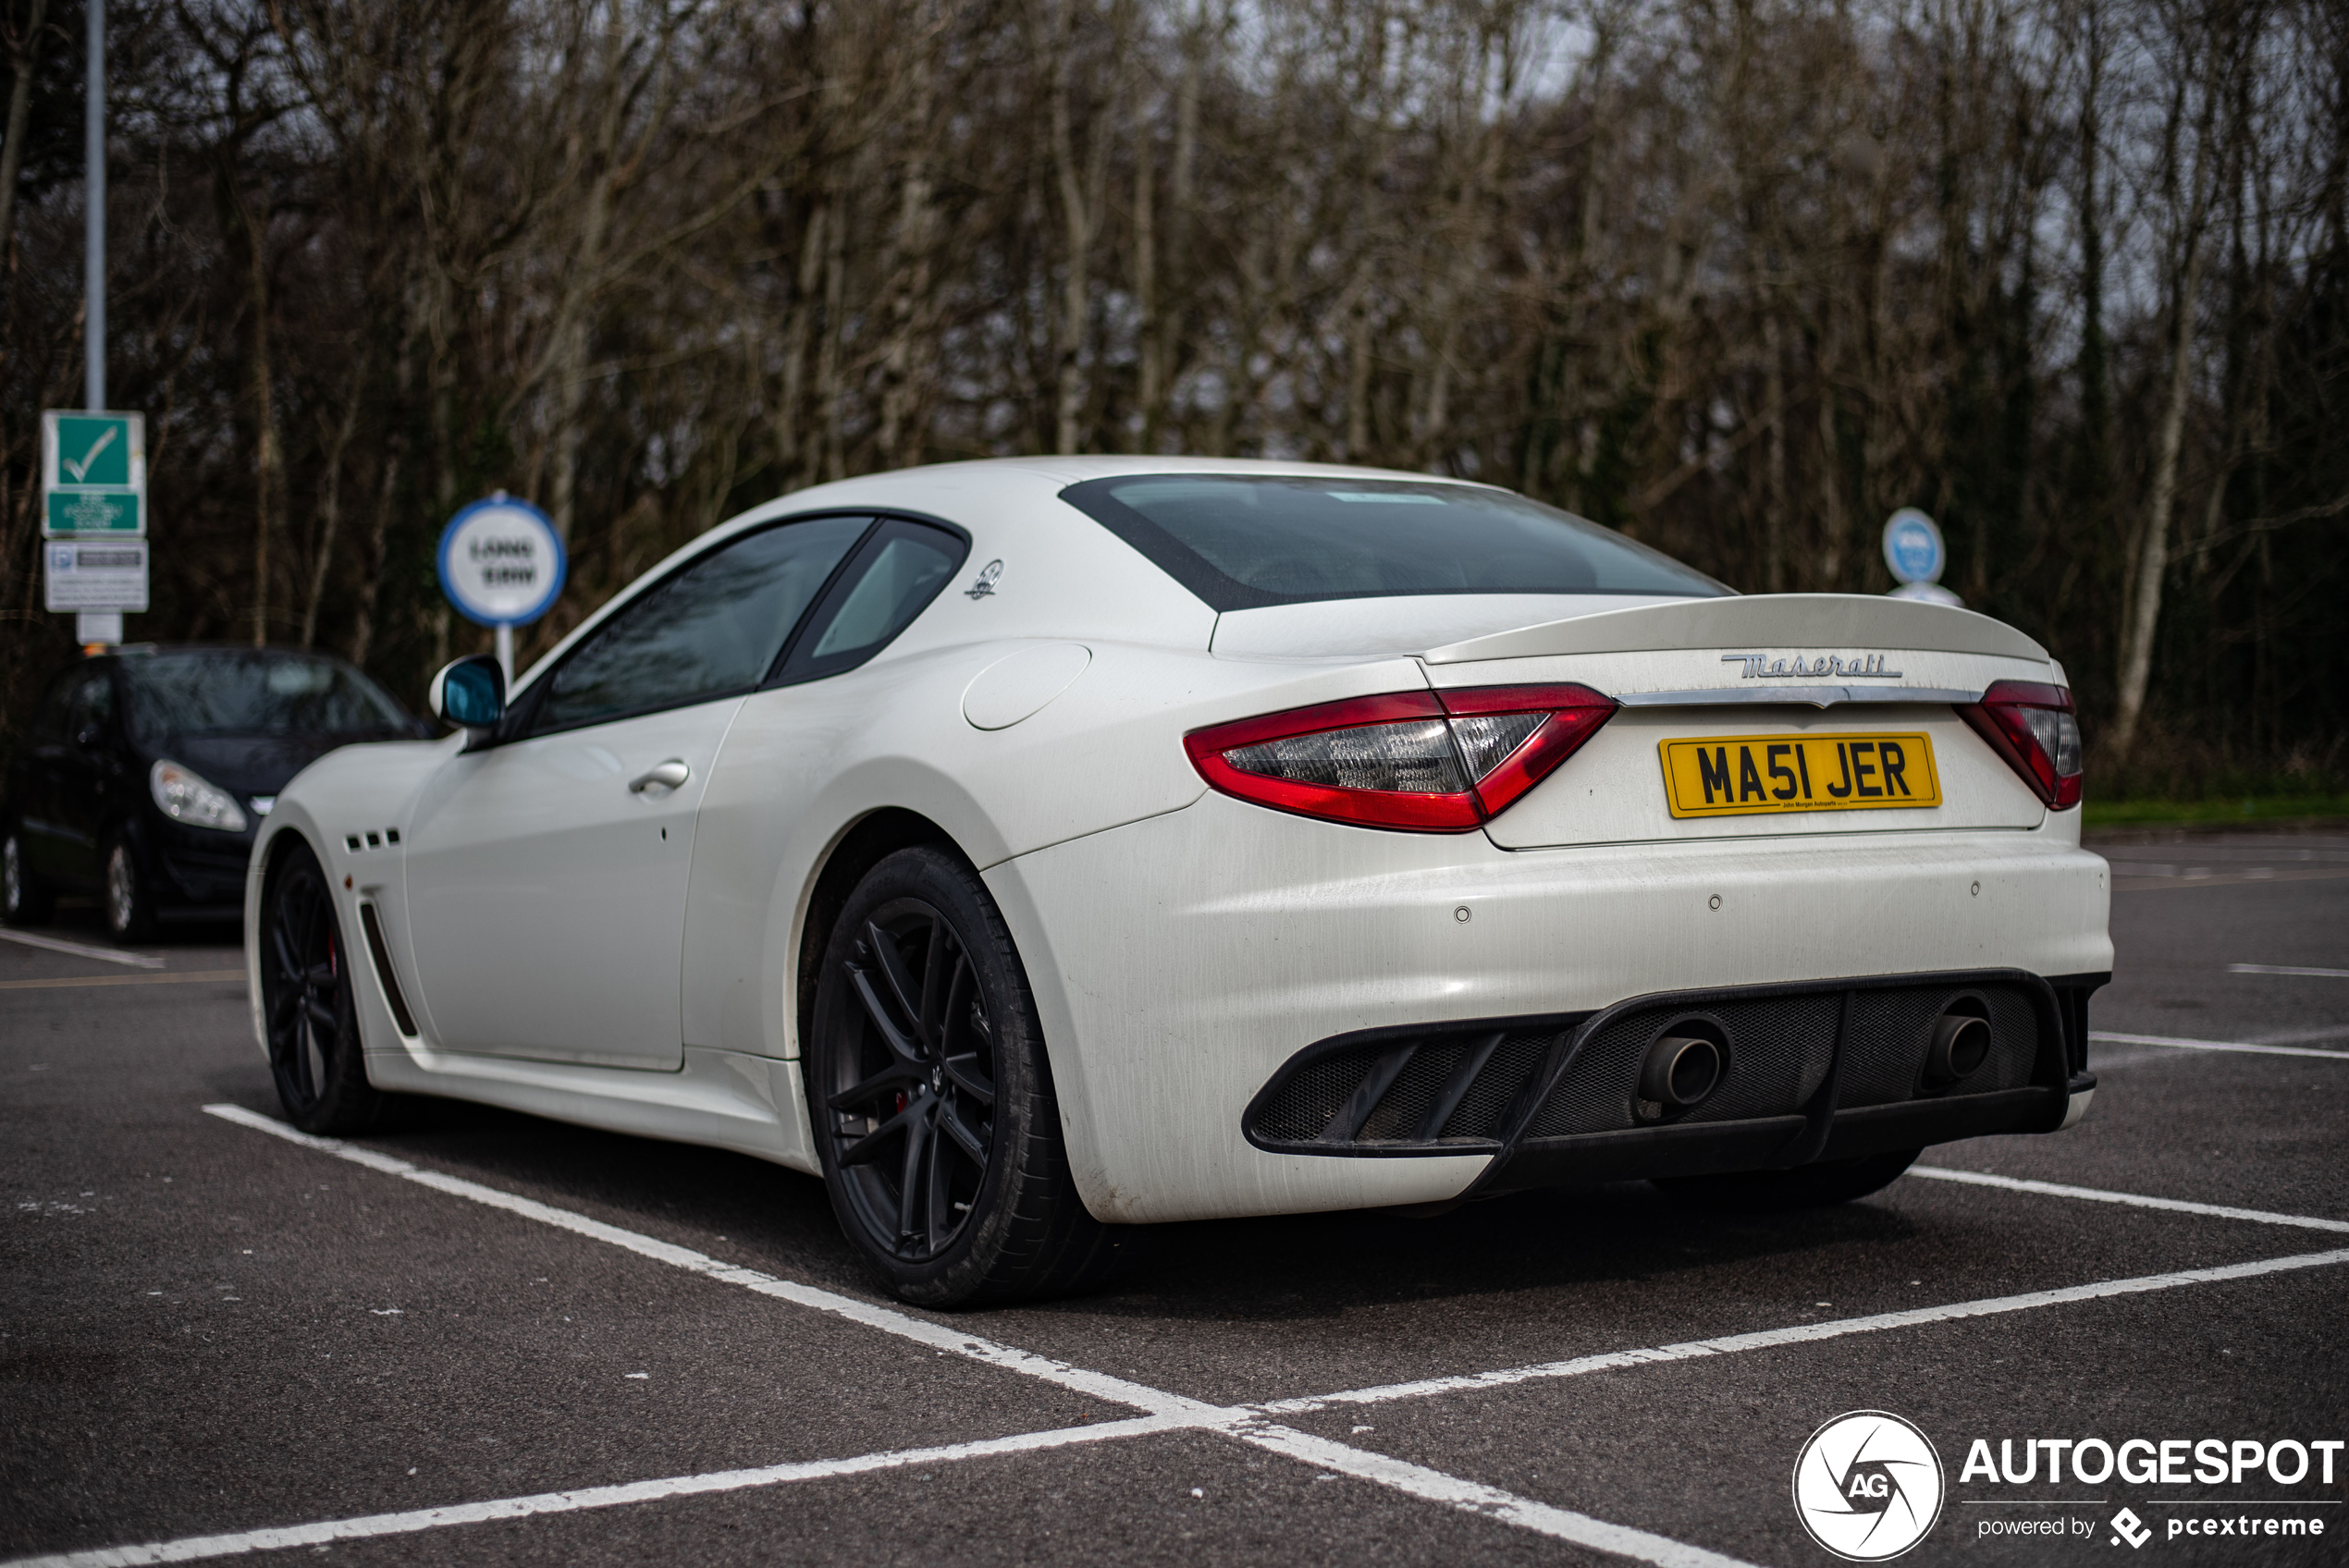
[361,1042,821,1176]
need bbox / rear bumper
[1241,968,2104,1196]
[987,792,2113,1223]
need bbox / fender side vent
[357,902,419,1038]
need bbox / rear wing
[1423,594,2048,666]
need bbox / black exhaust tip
[1925,1011,1991,1084]
[1640,1034,1723,1108]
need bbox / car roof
[514,458,1503,692]
[752,453,1502,501]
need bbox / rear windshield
[1061,475,1728,611]
[122,651,415,742]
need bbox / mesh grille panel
[1839,987,1960,1106]
[1441,1032,1554,1140]
[1254,1054,1371,1143]
[1839,985,2042,1105]
[1692,994,1841,1121]
[1526,1015,1644,1137]
[1979,988,2042,1090]
[1359,1043,1466,1142]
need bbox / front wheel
[103,832,156,942]
[807,845,1132,1307]
[1653,1147,1922,1214]
[261,840,388,1133]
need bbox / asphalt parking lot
[4,828,2344,1567]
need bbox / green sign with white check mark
[42,410,147,537]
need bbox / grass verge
[2083,794,2349,828]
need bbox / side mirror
[428,655,506,731]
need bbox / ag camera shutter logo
[1793,1411,1946,1561]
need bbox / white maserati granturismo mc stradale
[246,459,2109,1305]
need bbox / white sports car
[247,458,2110,1305]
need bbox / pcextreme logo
[1793,1411,1947,1561]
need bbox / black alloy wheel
[809,846,1132,1306]
[831,896,998,1261]
[261,841,388,1133]
[3,827,54,925]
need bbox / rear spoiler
[1423,593,2049,666]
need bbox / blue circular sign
[437,496,566,627]
[1881,508,1946,585]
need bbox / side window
[31,673,77,742]
[778,520,966,685]
[67,669,115,741]
[533,514,871,733]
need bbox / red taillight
[1959,680,2084,811]
[1184,684,1618,832]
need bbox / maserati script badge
[1724,652,1905,680]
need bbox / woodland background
[2,0,2343,796]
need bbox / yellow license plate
[1659,732,1941,818]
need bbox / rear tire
[3,826,54,925]
[1653,1147,1922,1214]
[806,845,1135,1307]
[261,840,389,1134]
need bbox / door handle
[628,759,691,794]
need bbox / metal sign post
[436,494,567,687]
[58,4,125,653]
[1881,508,1961,606]
[86,0,105,413]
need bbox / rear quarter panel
[678,639,1434,1062]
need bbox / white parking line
[2227,963,2349,979]
[0,969,244,993]
[0,929,163,969]
[1908,1166,2349,1233]
[2088,1030,2349,1061]
[1254,1246,2349,1416]
[192,1104,1756,1568]
[1,1404,1759,1568]
[51,1104,2349,1568]
[0,1417,1184,1568]
[1235,1422,1751,1568]
[198,1104,1184,1418]
[35,1114,2349,1568]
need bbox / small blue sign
[437,496,566,627]
[1881,508,1947,586]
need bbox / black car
[3,644,427,939]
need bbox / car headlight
[150,761,250,832]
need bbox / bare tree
[2,0,2343,801]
